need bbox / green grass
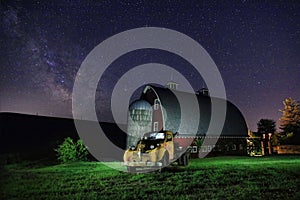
[1,156,300,199]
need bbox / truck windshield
[142,132,165,140]
[138,132,165,151]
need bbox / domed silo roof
[129,100,152,111]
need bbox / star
[0,0,299,132]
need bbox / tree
[278,98,300,144]
[279,98,300,135]
[257,119,276,137]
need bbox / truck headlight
[150,145,155,149]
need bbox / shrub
[55,137,88,163]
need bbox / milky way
[1,1,300,131]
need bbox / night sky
[1,0,300,131]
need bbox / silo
[127,100,152,147]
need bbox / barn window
[216,145,221,151]
[153,122,159,131]
[154,99,159,110]
[212,145,216,151]
[191,146,197,153]
[239,144,243,150]
[201,146,207,152]
[232,144,236,150]
[207,145,212,152]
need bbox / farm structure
[127,82,248,157]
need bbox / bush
[55,137,88,163]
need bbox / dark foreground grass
[1,156,300,199]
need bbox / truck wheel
[177,155,183,166]
[127,166,136,173]
[182,154,189,166]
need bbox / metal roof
[141,85,248,137]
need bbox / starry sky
[1,0,300,131]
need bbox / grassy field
[1,156,300,199]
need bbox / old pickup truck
[122,130,190,172]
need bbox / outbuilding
[127,82,248,157]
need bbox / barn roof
[141,85,248,137]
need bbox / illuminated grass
[1,156,300,199]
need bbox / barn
[127,82,248,157]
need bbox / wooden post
[268,133,272,155]
[261,134,265,156]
